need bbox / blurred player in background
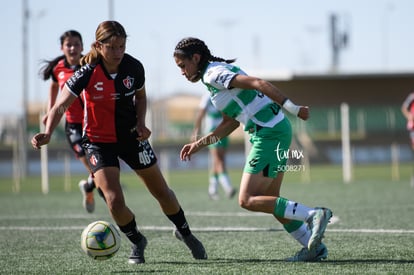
[33,21,206,264]
[192,93,236,200]
[174,37,332,262]
[40,30,97,213]
[401,92,414,150]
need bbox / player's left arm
[180,114,239,161]
[134,87,151,141]
[230,74,309,121]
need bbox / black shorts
[82,138,158,173]
[65,121,85,158]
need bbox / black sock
[118,218,144,245]
[85,175,95,192]
[96,188,106,202]
[166,208,191,236]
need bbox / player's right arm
[32,87,76,149]
[33,64,91,149]
[42,81,59,125]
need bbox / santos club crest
[123,76,134,89]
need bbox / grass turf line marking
[0,226,413,234]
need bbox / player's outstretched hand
[180,143,193,161]
[31,133,51,149]
[180,142,203,161]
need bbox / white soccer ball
[81,220,121,260]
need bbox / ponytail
[80,43,100,66]
[81,21,127,66]
[39,55,65,81]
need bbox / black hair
[174,37,236,79]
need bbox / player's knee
[239,196,252,210]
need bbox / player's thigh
[239,171,284,196]
[134,164,171,199]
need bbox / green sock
[283,220,304,233]
[274,197,288,218]
[283,220,310,247]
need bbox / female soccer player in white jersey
[174,37,332,262]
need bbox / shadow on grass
[139,257,414,266]
[324,259,414,265]
[89,258,414,274]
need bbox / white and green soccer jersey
[201,62,285,131]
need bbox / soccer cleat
[128,236,148,264]
[286,243,328,262]
[226,188,237,199]
[208,192,219,200]
[174,230,207,260]
[78,180,95,213]
[307,208,333,250]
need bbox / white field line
[1,212,413,233]
[0,211,414,234]
[0,226,413,234]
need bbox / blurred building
[149,93,244,143]
[1,71,413,177]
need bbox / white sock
[218,173,233,194]
[274,197,316,221]
[208,175,218,195]
[289,223,311,247]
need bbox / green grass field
[1,164,413,274]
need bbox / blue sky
[2,0,413,116]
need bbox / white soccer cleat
[79,180,95,213]
[307,207,333,250]
[286,243,328,262]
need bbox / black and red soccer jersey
[52,59,83,123]
[65,53,145,143]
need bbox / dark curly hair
[174,37,236,80]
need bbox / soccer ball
[81,220,121,260]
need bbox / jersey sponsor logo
[123,76,134,89]
[111,93,120,100]
[94,82,104,91]
[125,90,135,96]
[249,158,259,168]
[58,71,65,80]
[73,144,83,154]
[73,68,84,79]
[89,154,98,166]
[215,72,233,86]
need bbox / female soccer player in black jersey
[32,21,207,264]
